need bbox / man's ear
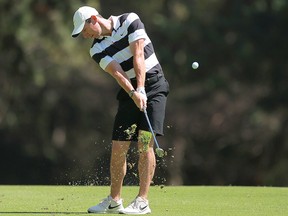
[90,15,97,24]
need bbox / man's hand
[132,88,147,111]
[136,87,147,99]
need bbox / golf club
[143,108,165,157]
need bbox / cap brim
[71,22,85,38]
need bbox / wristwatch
[129,89,135,98]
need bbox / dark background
[1,0,288,186]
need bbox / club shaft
[143,109,160,149]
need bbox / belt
[145,73,163,85]
[131,73,163,87]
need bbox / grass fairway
[0,186,287,216]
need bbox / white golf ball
[192,62,199,69]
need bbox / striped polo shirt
[89,13,162,79]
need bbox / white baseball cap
[71,6,99,37]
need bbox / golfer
[71,6,169,214]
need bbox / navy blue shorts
[112,73,169,141]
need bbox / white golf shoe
[120,196,151,215]
[87,195,124,214]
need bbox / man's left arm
[130,38,147,106]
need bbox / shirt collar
[110,15,119,37]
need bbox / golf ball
[192,62,199,69]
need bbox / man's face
[81,19,101,39]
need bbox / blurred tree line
[1,0,288,186]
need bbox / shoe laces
[130,197,147,209]
[99,196,111,207]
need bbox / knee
[111,141,130,157]
[138,146,154,158]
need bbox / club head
[156,148,165,157]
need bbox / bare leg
[110,140,131,201]
[137,130,156,200]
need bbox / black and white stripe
[90,13,162,79]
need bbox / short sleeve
[126,13,147,43]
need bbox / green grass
[0,186,287,216]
